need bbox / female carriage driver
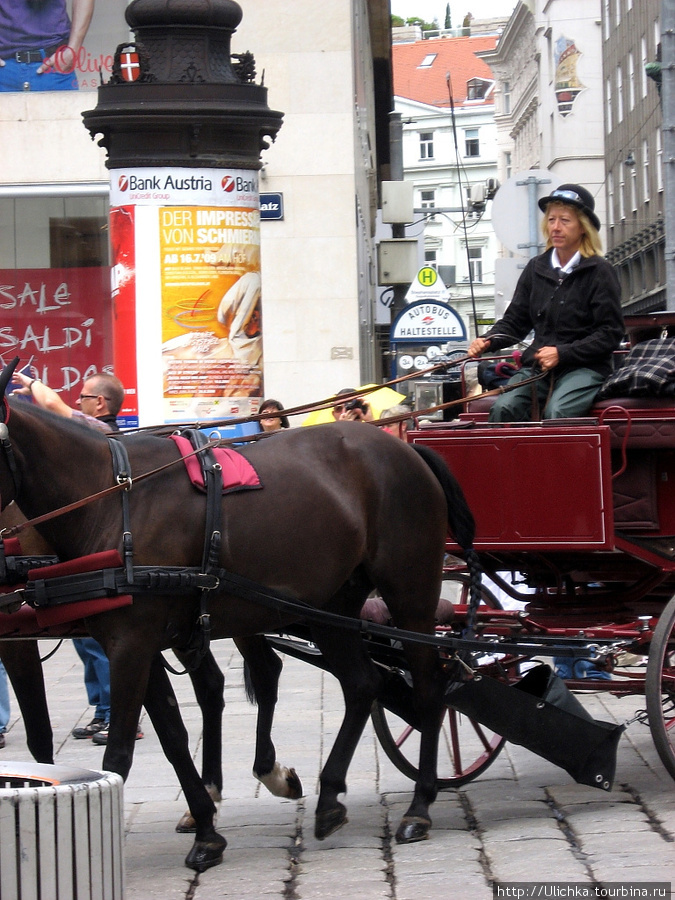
[468,183,624,421]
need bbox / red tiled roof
[393,35,498,107]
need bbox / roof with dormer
[392,35,498,108]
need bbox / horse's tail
[411,444,475,550]
[243,660,257,705]
[411,443,482,632]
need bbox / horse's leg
[140,653,227,871]
[309,624,383,840]
[235,634,302,799]
[394,639,445,843]
[173,648,225,834]
[0,641,54,763]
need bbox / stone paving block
[485,838,589,882]
[482,817,566,843]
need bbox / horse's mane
[8,397,113,441]
[8,397,114,446]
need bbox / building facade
[392,33,501,340]
[602,0,664,313]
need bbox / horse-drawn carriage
[0,312,674,871]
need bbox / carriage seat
[457,393,675,448]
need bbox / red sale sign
[0,267,113,407]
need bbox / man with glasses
[10,367,143,745]
[12,370,124,433]
[468,182,624,421]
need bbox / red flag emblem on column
[120,52,141,82]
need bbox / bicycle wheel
[645,593,675,780]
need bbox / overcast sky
[391,0,517,26]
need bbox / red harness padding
[28,550,133,627]
[169,435,261,493]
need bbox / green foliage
[406,15,439,31]
[445,3,452,29]
[391,13,439,32]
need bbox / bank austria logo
[422,314,435,325]
[118,175,129,192]
[221,174,257,194]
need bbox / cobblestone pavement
[2,639,673,898]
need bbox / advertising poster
[0,267,113,404]
[109,167,262,426]
[109,205,139,427]
[0,0,130,93]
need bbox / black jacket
[483,250,624,378]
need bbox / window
[615,0,621,27]
[419,132,434,160]
[616,64,623,122]
[608,170,615,227]
[641,37,648,98]
[466,78,490,100]
[468,247,483,283]
[420,189,436,220]
[628,52,635,110]
[504,151,512,180]
[643,138,650,202]
[418,53,437,68]
[0,191,113,405]
[464,128,479,157]
[424,249,437,270]
[502,81,511,115]
[605,78,612,131]
[603,0,610,41]
[656,127,663,192]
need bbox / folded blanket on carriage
[597,336,675,399]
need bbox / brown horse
[0,505,299,829]
[0,363,476,871]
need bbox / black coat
[484,250,624,378]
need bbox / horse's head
[0,357,22,510]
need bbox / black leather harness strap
[108,437,134,584]
[174,429,225,666]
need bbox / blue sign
[260,192,284,220]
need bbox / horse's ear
[0,358,20,399]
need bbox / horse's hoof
[184,834,227,872]
[175,811,196,834]
[286,768,303,800]
[395,816,431,844]
[315,803,348,840]
[176,786,221,833]
[255,762,304,800]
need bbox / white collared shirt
[551,248,581,274]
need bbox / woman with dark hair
[259,398,290,432]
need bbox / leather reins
[0,356,548,540]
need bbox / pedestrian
[468,183,624,421]
[258,398,290,432]
[11,367,143,745]
[0,660,10,748]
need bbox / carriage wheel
[371,571,506,789]
[645,593,675,780]
[371,701,506,789]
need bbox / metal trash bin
[0,762,124,900]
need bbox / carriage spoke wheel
[371,702,506,789]
[646,593,675,780]
[371,571,507,789]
